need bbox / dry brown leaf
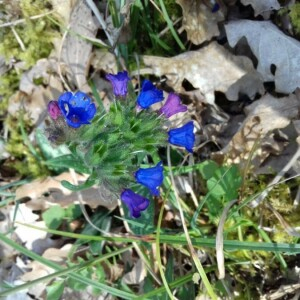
[50,0,76,25]
[50,182,118,210]
[176,0,224,45]
[218,93,300,165]
[21,244,72,282]
[8,58,63,124]
[61,1,98,91]
[104,263,124,282]
[241,0,280,16]
[142,42,264,105]
[4,204,60,253]
[91,49,118,74]
[19,58,61,95]
[15,172,118,211]
[122,259,146,285]
[225,20,300,94]
[8,88,47,125]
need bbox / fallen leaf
[122,259,146,285]
[7,204,60,253]
[217,93,300,166]
[240,0,280,16]
[61,1,98,91]
[19,58,61,95]
[225,20,300,94]
[50,0,76,25]
[15,172,118,211]
[8,89,47,125]
[176,0,224,45]
[8,58,63,125]
[90,49,118,74]
[142,42,264,105]
[21,244,72,282]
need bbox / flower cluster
[47,71,195,219]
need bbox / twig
[58,27,72,91]
[11,27,26,51]
[158,17,182,38]
[265,202,300,237]
[0,11,54,28]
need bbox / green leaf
[67,266,92,290]
[176,282,195,300]
[36,129,69,161]
[198,160,219,180]
[13,223,300,255]
[207,165,242,201]
[65,204,82,220]
[45,155,91,174]
[61,177,96,192]
[42,206,65,230]
[46,280,65,300]
[0,233,135,299]
[205,165,242,218]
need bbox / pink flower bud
[48,100,62,120]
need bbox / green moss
[0,0,56,67]
[289,3,300,34]
[0,0,58,116]
[0,70,19,114]
[5,113,49,178]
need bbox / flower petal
[121,189,150,218]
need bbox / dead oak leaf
[225,20,300,94]
[122,259,146,285]
[218,93,300,165]
[240,0,280,16]
[176,0,224,45]
[15,172,118,211]
[21,244,72,282]
[142,42,264,105]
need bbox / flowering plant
[46,71,195,218]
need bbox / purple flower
[106,71,130,97]
[159,93,187,118]
[58,91,96,128]
[48,100,62,120]
[137,80,164,109]
[168,121,195,153]
[135,162,164,196]
[121,189,150,218]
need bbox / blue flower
[159,93,187,118]
[121,189,150,218]
[135,161,164,196]
[137,80,164,109]
[58,91,96,128]
[168,121,195,153]
[211,2,220,13]
[106,71,130,97]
